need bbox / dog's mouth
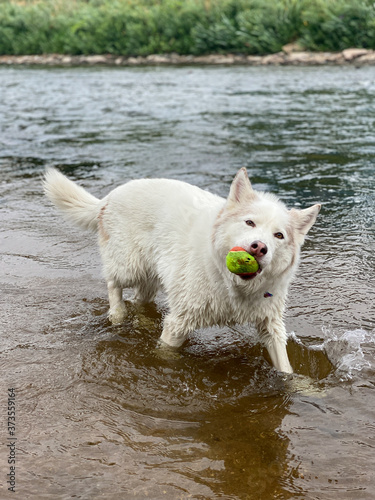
[238,266,262,281]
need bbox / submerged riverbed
[0,65,374,499]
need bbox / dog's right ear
[227,168,256,208]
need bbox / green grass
[0,0,375,56]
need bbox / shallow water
[0,65,374,499]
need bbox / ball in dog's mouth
[226,246,261,279]
[238,267,262,280]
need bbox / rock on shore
[1,48,375,67]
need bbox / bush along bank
[1,0,375,57]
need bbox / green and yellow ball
[226,246,259,276]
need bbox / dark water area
[0,65,374,499]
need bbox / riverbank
[1,48,375,67]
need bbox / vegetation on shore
[1,0,375,56]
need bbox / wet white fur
[44,168,320,373]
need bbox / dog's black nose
[250,241,268,257]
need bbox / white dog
[44,168,320,373]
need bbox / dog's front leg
[256,317,293,374]
[159,314,191,348]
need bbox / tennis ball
[226,246,259,275]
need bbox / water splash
[312,328,373,380]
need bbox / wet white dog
[44,168,320,373]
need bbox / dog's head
[213,168,321,284]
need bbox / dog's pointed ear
[227,168,255,207]
[290,204,321,241]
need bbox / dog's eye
[274,232,284,240]
[245,220,255,227]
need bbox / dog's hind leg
[107,279,127,324]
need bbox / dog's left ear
[290,204,321,241]
[227,168,256,208]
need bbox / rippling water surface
[1,65,374,499]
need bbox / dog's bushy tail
[43,168,101,232]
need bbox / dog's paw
[108,304,127,324]
[284,374,327,397]
[153,339,182,360]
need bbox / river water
[0,65,374,499]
